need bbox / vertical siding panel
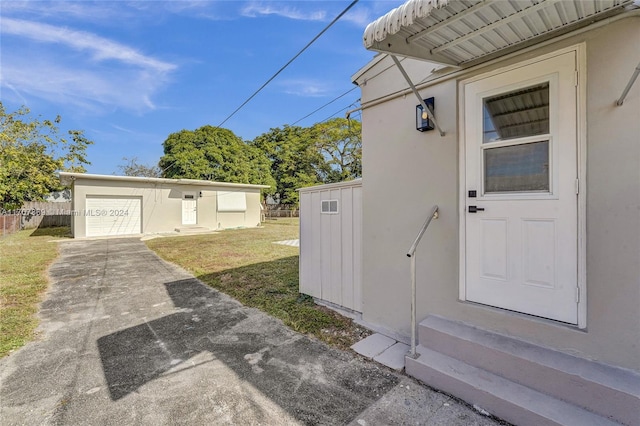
[353,185,363,312]
[329,188,342,306]
[310,191,323,298]
[300,192,319,297]
[341,187,355,310]
[320,190,333,302]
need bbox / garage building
[60,172,268,238]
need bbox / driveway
[0,238,501,425]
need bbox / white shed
[299,179,362,313]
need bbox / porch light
[416,98,435,132]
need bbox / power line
[321,100,361,123]
[291,86,358,125]
[161,1,360,175]
[216,0,360,128]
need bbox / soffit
[363,0,634,67]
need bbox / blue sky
[1,0,403,175]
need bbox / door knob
[468,206,485,213]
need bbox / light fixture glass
[416,97,435,132]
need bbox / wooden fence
[1,214,21,237]
[1,201,72,237]
[264,207,299,219]
[21,202,72,229]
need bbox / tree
[117,157,161,177]
[158,125,275,192]
[311,118,362,183]
[251,125,327,206]
[0,102,93,210]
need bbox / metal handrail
[406,205,439,358]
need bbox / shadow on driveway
[1,238,501,426]
[97,274,399,424]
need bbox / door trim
[457,44,587,328]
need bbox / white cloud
[0,18,176,113]
[2,18,176,73]
[279,79,332,97]
[239,1,406,27]
[241,2,327,21]
[1,57,166,113]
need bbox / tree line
[155,119,361,205]
[0,101,361,210]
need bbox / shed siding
[299,181,362,313]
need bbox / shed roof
[59,172,270,190]
[363,0,635,67]
[297,178,362,193]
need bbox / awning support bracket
[391,55,445,136]
[616,60,640,106]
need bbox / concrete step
[406,347,621,426]
[173,226,212,234]
[414,316,640,425]
[351,333,409,371]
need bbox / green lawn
[146,218,370,350]
[0,227,71,358]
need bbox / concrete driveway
[0,238,501,425]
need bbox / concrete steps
[405,316,640,426]
[173,226,212,234]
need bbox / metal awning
[363,0,634,67]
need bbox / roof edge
[298,178,362,193]
[59,172,270,190]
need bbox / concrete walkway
[0,238,502,425]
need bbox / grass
[146,218,370,350]
[0,227,72,358]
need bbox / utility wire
[291,86,358,125]
[216,0,360,128]
[161,0,360,175]
[321,100,361,123]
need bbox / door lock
[468,206,485,213]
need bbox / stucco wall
[71,178,263,237]
[356,16,640,371]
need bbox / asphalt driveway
[0,238,501,425]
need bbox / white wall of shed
[299,182,362,312]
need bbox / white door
[182,193,197,225]
[86,197,141,237]
[463,51,579,324]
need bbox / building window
[321,200,339,214]
[217,191,247,212]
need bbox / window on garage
[217,191,247,212]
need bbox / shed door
[86,197,141,237]
[463,51,578,324]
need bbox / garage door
[85,197,142,237]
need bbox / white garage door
[85,197,142,237]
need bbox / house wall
[356,16,640,371]
[71,178,262,237]
[299,180,363,313]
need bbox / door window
[481,82,551,194]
